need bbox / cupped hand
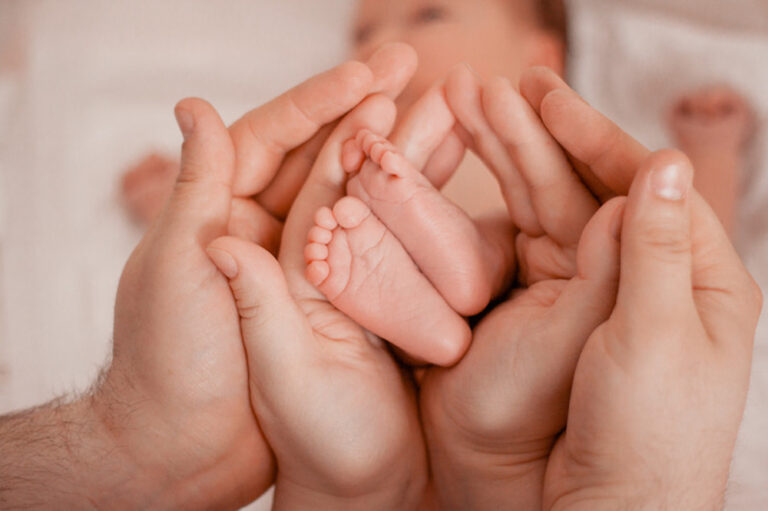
[92,46,416,510]
[422,66,762,510]
[204,54,429,509]
[412,66,620,510]
[522,71,763,509]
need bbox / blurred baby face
[351,0,563,109]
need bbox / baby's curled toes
[669,86,756,152]
[305,196,471,367]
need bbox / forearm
[0,395,169,509]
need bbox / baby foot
[668,86,755,235]
[305,196,471,367]
[342,130,504,316]
[669,86,755,155]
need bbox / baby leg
[344,130,509,316]
[668,86,755,234]
[305,196,471,367]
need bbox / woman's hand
[204,57,430,510]
[90,46,417,510]
[420,67,762,510]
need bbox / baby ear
[525,31,566,77]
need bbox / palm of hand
[105,213,273,506]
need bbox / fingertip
[576,197,626,282]
[206,246,239,279]
[367,43,418,99]
[519,66,569,113]
[336,60,375,98]
[643,149,694,202]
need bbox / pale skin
[122,0,757,244]
[0,44,427,510]
[0,54,761,509]
[417,67,763,509]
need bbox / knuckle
[636,225,691,258]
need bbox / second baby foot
[343,130,505,316]
[305,196,471,367]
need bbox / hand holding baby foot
[419,67,761,510]
[306,78,517,366]
[543,150,761,510]
[209,90,429,509]
[420,68,616,510]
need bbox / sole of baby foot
[345,130,502,316]
[305,196,471,367]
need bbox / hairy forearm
[0,395,169,509]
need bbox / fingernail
[206,248,238,279]
[650,162,691,201]
[175,108,195,140]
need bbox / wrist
[272,472,427,511]
[421,394,549,510]
[546,473,727,511]
[90,369,268,510]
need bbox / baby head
[351,0,567,109]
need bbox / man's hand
[0,46,417,510]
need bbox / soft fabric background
[0,0,765,508]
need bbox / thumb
[206,236,314,372]
[548,197,623,368]
[618,149,695,320]
[163,98,235,241]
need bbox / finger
[207,236,315,371]
[617,150,696,322]
[251,43,418,213]
[256,123,335,220]
[421,129,467,189]
[280,95,398,293]
[515,234,577,286]
[539,197,624,393]
[483,77,598,245]
[520,67,648,202]
[389,84,457,171]
[519,66,569,116]
[538,89,650,197]
[689,193,763,350]
[367,42,419,100]
[229,61,373,196]
[445,65,542,235]
[228,198,283,255]
[163,98,235,243]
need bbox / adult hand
[78,46,415,509]
[519,69,763,509]
[203,57,427,509]
[421,66,762,510]
[414,65,619,510]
